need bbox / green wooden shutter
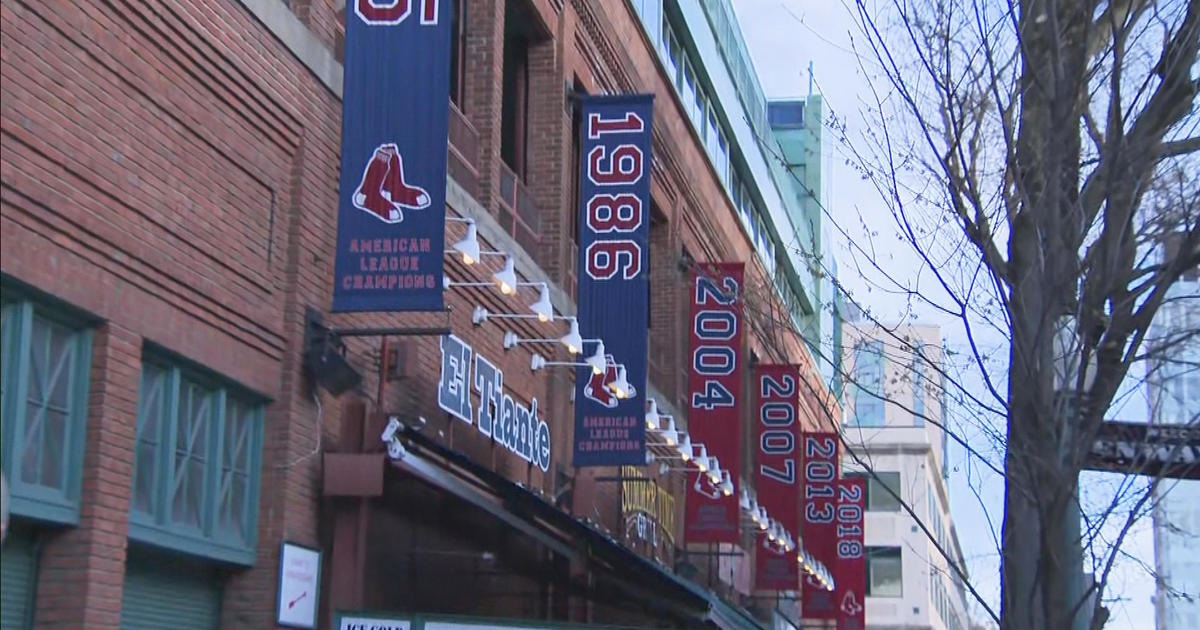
[120,550,222,630]
[1,528,38,630]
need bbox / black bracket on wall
[302,307,452,397]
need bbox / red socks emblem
[352,143,431,223]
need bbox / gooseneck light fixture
[502,318,587,355]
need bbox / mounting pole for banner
[303,307,453,398]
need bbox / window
[866,547,903,596]
[706,109,720,160]
[683,63,699,127]
[853,340,885,426]
[660,20,679,82]
[847,471,902,511]
[500,0,533,178]
[912,348,925,425]
[694,89,707,137]
[449,0,467,107]
[1,291,92,524]
[716,131,730,184]
[130,352,264,565]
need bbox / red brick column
[33,323,141,630]
[464,0,506,214]
[524,30,569,280]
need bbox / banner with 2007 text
[332,0,451,312]
[754,364,801,589]
[683,263,744,544]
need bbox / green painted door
[120,549,223,630]
[0,527,38,630]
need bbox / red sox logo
[761,530,789,556]
[692,469,723,500]
[583,355,635,408]
[840,590,864,616]
[353,143,431,224]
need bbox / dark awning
[386,425,764,630]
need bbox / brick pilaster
[464,0,507,214]
[33,323,141,630]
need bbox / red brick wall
[0,0,830,627]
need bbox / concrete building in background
[1148,238,1200,630]
[841,319,970,630]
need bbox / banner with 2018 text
[835,477,866,630]
[683,263,744,544]
[332,0,451,312]
[572,94,654,467]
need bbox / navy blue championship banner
[332,0,451,312]
[572,94,654,467]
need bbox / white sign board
[339,617,411,630]
[276,542,322,629]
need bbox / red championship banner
[835,477,866,630]
[802,432,840,618]
[754,364,801,589]
[683,263,744,544]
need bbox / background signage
[276,541,322,629]
[835,477,867,630]
[683,263,744,544]
[573,94,655,467]
[332,0,451,311]
[620,465,676,549]
[801,431,840,618]
[753,364,800,590]
[438,334,551,472]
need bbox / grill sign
[802,432,839,619]
[438,334,551,472]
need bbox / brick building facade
[0,1,838,629]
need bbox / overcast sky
[732,1,1160,628]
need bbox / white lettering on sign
[438,334,552,472]
[584,113,647,281]
[339,617,411,630]
[354,0,440,25]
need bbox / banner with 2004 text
[683,263,744,544]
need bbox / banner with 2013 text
[802,431,840,619]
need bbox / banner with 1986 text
[572,94,654,467]
[332,0,451,312]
